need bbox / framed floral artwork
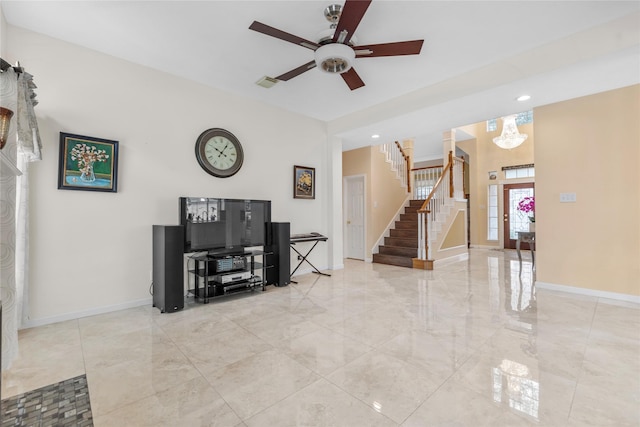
[293,165,315,199]
[58,132,119,192]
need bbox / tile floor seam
[321,346,437,424]
[565,296,600,421]
[316,374,401,426]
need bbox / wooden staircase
[372,200,422,268]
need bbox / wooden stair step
[390,229,416,238]
[372,200,426,269]
[400,212,418,222]
[404,200,425,213]
[372,253,414,268]
[394,221,418,230]
[384,236,418,247]
[379,245,417,257]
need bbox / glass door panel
[503,183,534,249]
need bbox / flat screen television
[179,197,271,254]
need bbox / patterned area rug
[1,375,93,426]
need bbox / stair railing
[412,165,443,200]
[417,151,465,260]
[380,141,411,193]
[451,155,465,200]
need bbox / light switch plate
[560,192,577,203]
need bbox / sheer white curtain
[15,70,41,332]
[0,67,20,370]
[15,156,32,329]
[0,66,41,369]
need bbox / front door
[503,183,534,249]
[345,176,365,260]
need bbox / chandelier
[493,114,528,149]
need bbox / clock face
[195,128,244,178]
[204,136,238,171]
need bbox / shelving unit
[188,250,272,303]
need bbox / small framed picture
[293,165,315,199]
[58,132,119,192]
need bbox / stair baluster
[417,151,465,262]
[379,141,410,193]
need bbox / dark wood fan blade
[249,21,319,50]
[332,0,372,44]
[275,60,317,81]
[341,67,365,90]
[354,40,424,57]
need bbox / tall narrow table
[290,233,330,284]
[516,231,536,267]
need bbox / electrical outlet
[298,255,302,260]
[560,192,577,203]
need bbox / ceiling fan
[249,0,424,90]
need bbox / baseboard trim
[469,245,501,250]
[21,297,153,329]
[434,251,469,266]
[536,281,640,304]
[291,264,331,278]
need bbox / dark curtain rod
[0,57,23,74]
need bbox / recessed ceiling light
[517,95,531,102]
[371,134,380,139]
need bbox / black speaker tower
[153,225,185,313]
[266,222,290,287]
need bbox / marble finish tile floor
[1,249,639,426]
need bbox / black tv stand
[187,250,272,303]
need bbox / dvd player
[214,270,252,284]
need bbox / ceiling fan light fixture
[314,43,355,74]
[493,114,528,149]
[324,4,342,26]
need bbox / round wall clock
[195,128,244,178]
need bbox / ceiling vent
[255,76,279,88]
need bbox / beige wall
[440,210,466,249]
[534,85,640,296]
[343,145,408,260]
[458,121,535,248]
[370,148,409,252]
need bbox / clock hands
[214,143,230,158]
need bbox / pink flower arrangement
[517,196,535,222]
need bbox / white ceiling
[2,1,639,160]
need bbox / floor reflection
[488,253,540,421]
[492,359,540,419]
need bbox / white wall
[7,25,332,325]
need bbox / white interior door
[345,176,365,260]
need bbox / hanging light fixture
[493,114,528,149]
[0,107,14,150]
